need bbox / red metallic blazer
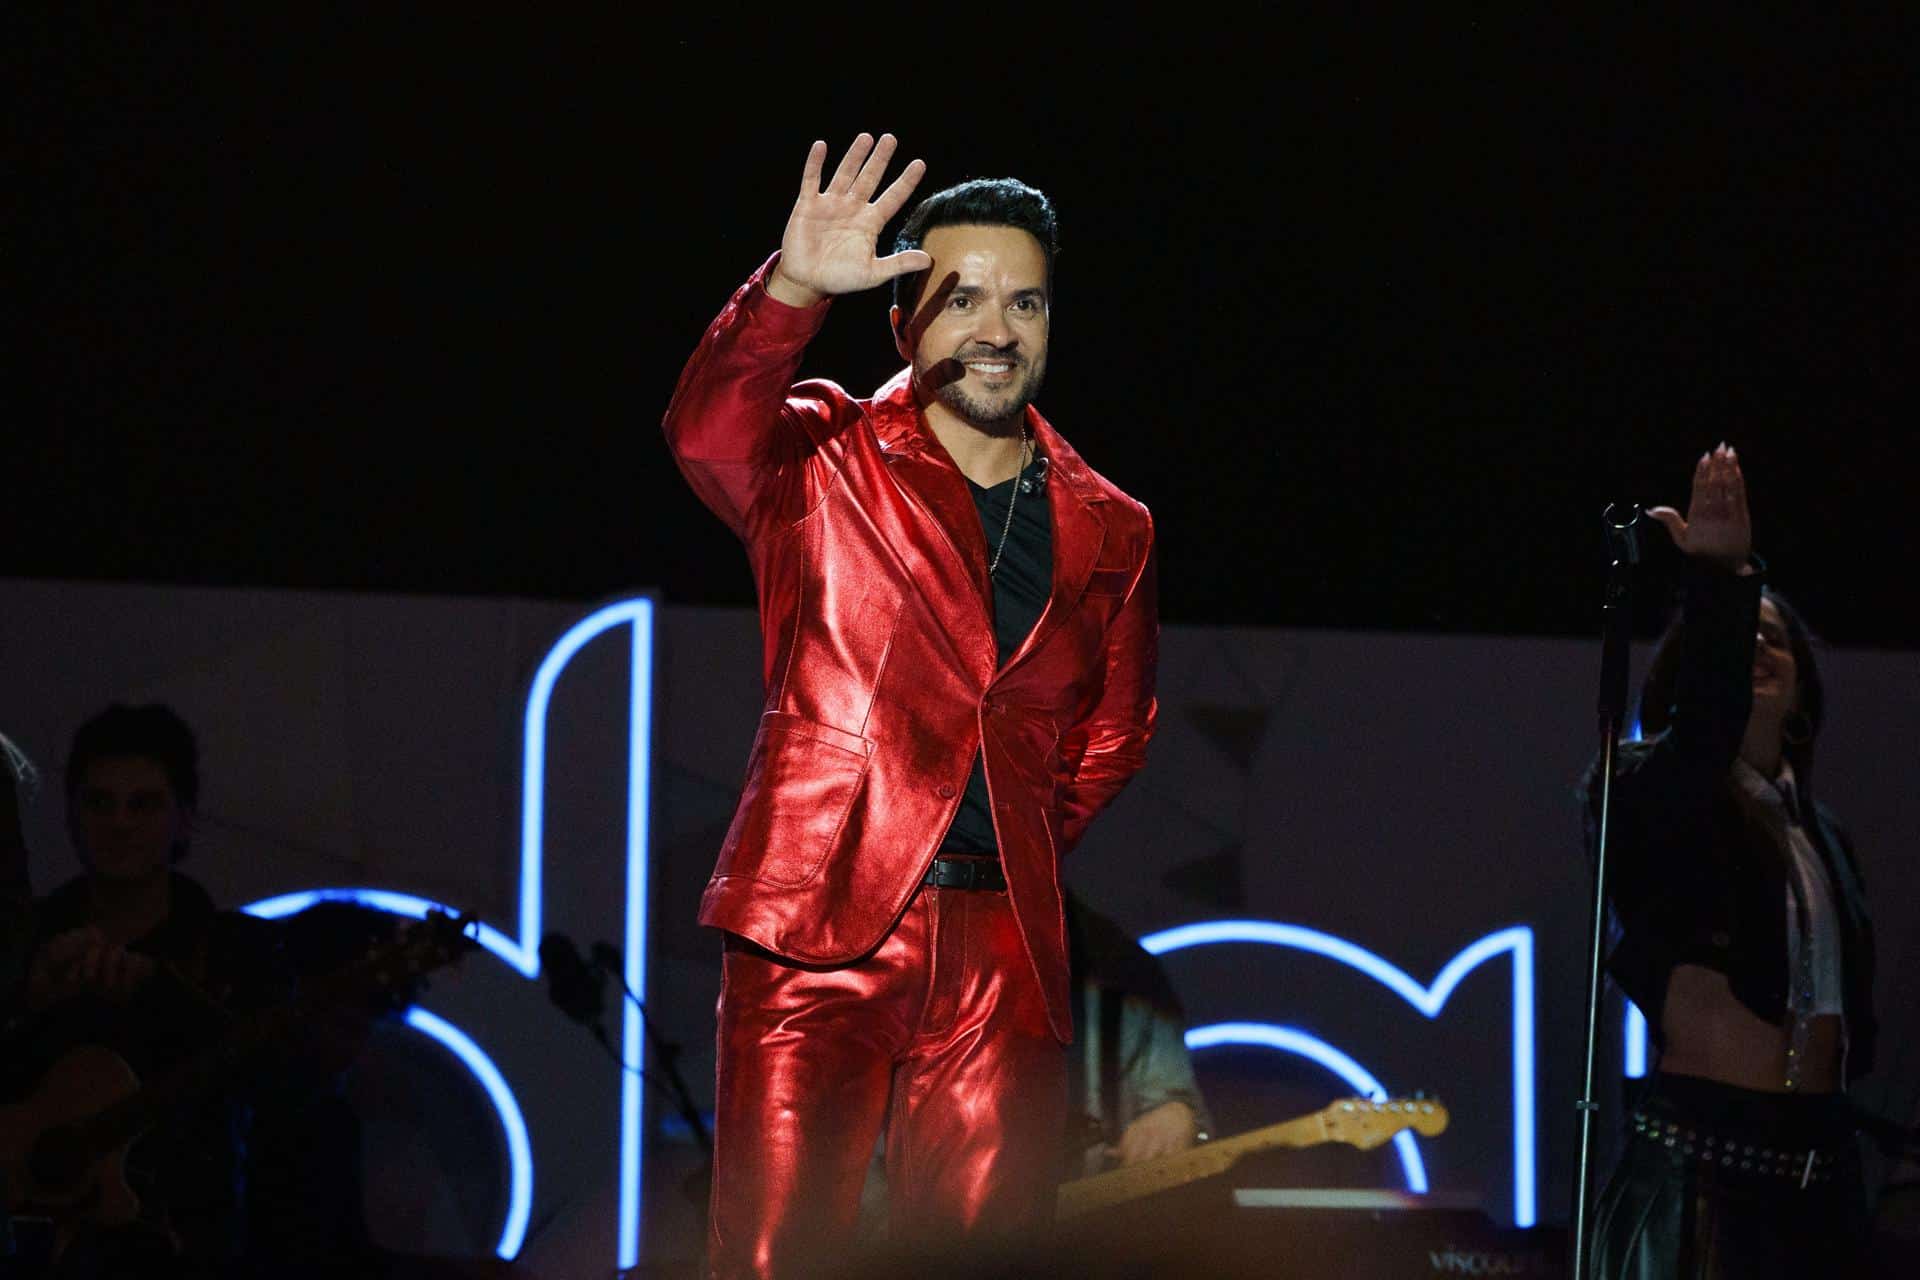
[663,257,1158,1040]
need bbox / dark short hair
[66,703,201,812]
[891,177,1059,314]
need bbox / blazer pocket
[713,711,874,888]
[1083,565,1135,597]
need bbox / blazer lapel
[867,373,997,677]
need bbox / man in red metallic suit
[664,133,1158,1278]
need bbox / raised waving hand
[1647,443,1753,573]
[766,133,932,308]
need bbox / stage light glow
[1625,1002,1648,1078]
[1185,1022,1428,1193]
[1142,920,1536,1227]
[617,608,654,1272]
[404,1006,535,1259]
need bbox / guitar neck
[1058,1110,1331,1219]
[28,914,468,1196]
[60,943,420,1164]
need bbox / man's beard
[916,350,1048,437]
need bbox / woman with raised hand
[1588,445,1876,1276]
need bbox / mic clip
[1018,455,1050,495]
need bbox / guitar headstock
[390,910,478,971]
[348,910,481,1006]
[1319,1097,1450,1149]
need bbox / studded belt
[1629,1108,1843,1188]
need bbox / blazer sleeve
[1057,515,1159,854]
[1596,558,1763,912]
[661,254,839,538]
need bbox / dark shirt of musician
[0,706,318,1274]
[10,870,294,1267]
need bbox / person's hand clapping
[766,133,932,309]
[1647,443,1754,574]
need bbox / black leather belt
[922,856,1007,892]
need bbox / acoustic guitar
[0,909,476,1253]
[1057,1096,1450,1220]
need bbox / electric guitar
[1056,1096,1450,1220]
[0,909,477,1251]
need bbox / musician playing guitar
[1,704,321,1274]
[1063,891,1215,1178]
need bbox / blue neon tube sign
[245,596,656,1268]
[1142,920,1536,1227]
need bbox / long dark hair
[1636,586,1824,794]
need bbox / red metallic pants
[708,881,1065,1279]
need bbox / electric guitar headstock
[1056,1092,1455,1220]
[1318,1096,1450,1150]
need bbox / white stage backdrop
[4,577,1915,1274]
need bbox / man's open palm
[771,133,932,305]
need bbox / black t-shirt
[942,453,1053,854]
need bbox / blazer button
[937,783,956,799]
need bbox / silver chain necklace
[988,426,1032,577]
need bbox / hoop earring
[1782,711,1813,746]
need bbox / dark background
[7,11,1914,644]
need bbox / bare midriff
[1658,964,1844,1093]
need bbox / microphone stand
[598,956,712,1280]
[1570,503,1642,1279]
[593,943,712,1156]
